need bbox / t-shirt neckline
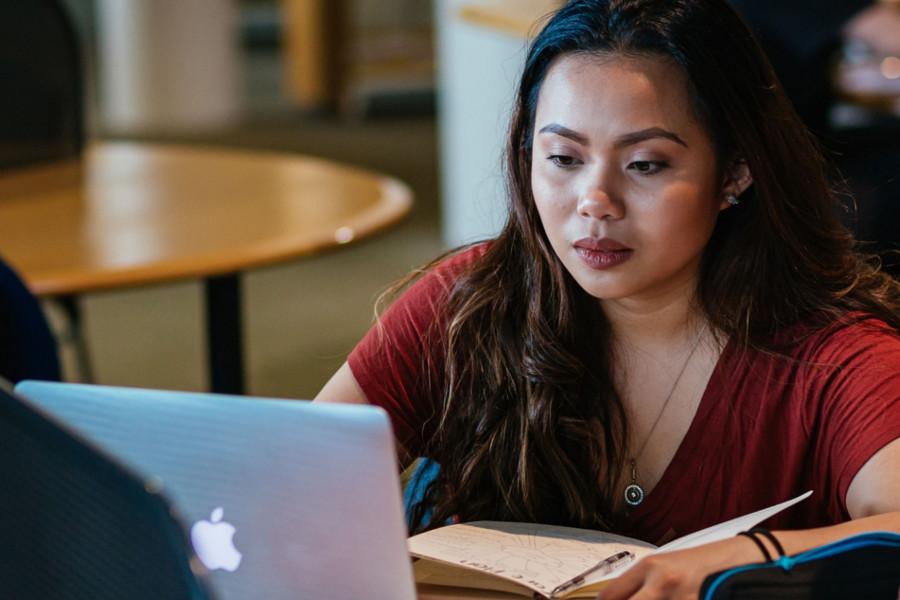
[621,335,736,533]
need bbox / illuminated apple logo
[191,507,243,572]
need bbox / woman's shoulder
[785,311,900,366]
[400,241,492,301]
[368,241,492,335]
[429,242,491,279]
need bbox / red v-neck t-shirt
[348,244,900,544]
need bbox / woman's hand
[598,536,762,600]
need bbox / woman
[316,0,900,597]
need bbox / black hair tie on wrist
[737,530,773,562]
[749,527,786,558]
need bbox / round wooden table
[0,142,413,393]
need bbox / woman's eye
[548,155,580,168]
[628,160,667,174]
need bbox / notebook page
[656,490,813,553]
[409,521,656,597]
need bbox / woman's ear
[719,158,754,210]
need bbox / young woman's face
[531,53,730,303]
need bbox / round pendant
[624,483,645,507]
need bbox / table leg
[204,274,245,395]
[57,294,96,384]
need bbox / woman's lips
[573,238,633,270]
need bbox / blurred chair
[0,258,61,384]
[0,386,212,599]
[0,0,84,170]
[0,0,85,382]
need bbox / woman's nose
[577,188,624,221]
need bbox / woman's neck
[600,280,704,350]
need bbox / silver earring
[726,193,740,206]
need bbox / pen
[549,550,635,598]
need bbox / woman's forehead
[534,52,700,139]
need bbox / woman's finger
[597,559,648,600]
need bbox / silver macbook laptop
[14,381,416,600]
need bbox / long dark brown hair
[405,0,900,533]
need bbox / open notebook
[410,491,812,599]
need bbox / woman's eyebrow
[536,124,688,149]
[614,127,688,148]
[537,123,589,145]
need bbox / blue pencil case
[700,531,900,599]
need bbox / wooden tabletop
[0,142,412,296]
[458,0,562,37]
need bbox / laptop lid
[0,385,212,599]
[14,381,417,600]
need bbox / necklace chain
[624,324,707,508]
